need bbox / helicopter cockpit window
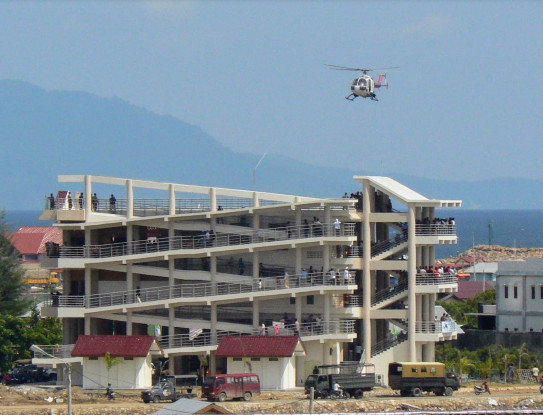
[358,78,367,86]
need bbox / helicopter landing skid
[345,94,356,101]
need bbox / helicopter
[325,64,399,101]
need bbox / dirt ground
[1,383,543,414]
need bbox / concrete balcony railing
[158,320,356,350]
[340,274,457,308]
[47,222,356,260]
[41,271,356,310]
[415,320,459,334]
[45,196,292,217]
[30,344,75,359]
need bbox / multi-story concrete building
[36,174,460,388]
[496,258,543,333]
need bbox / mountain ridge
[1,79,540,210]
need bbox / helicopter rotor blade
[372,66,400,71]
[324,64,372,72]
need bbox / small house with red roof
[71,335,163,389]
[8,226,63,285]
[215,335,306,390]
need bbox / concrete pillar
[295,296,302,324]
[84,316,91,335]
[416,294,423,322]
[324,206,331,231]
[126,179,134,219]
[407,203,417,361]
[422,295,430,323]
[84,267,91,298]
[127,225,133,256]
[84,175,92,213]
[127,263,134,292]
[295,247,302,276]
[168,307,175,349]
[324,294,330,326]
[210,304,217,344]
[169,184,176,216]
[209,187,217,212]
[422,246,428,268]
[253,251,260,279]
[362,179,372,361]
[323,245,330,272]
[210,256,217,286]
[126,312,133,335]
[426,341,436,362]
[430,293,436,322]
[253,300,260,329]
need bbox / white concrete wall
[226,357,296,390]
[81,356,152,389]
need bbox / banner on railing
[441,321,454,333]
[189,328,203,341]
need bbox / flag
[189,328,203,341]
[154,324,162,337]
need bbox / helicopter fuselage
[350,75,375,99]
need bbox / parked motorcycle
[474,382,491,395]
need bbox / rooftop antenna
[253,152,269,191]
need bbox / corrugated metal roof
[151,398,231,415]
[215,335,305,358]
[71,335,162,358]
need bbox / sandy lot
[1,383,542,414]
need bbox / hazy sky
[2,1,542,182]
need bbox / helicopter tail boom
[375,73,388,89]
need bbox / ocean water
[435,209,543,258]
[5,209,543,259]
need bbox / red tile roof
[71,335,159,358]
[215,336,303,358]
[9,226,63,255]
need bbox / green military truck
[388,362,460,397]
[304,362,377,399]
[141,375,198,403]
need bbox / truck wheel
[143,399,150,403]
[354,389,364,399]
[444,387,453,396]
[243,392,252,401]
[153,395,161,403]
[412,387,422,397]
[218,392,227,402]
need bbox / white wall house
[71,335,163,389]
[215,335,306,390]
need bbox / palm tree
[458,356,476,380]
[104,351,123,387]
[517,343,530,369]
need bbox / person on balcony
[109,194,116,213]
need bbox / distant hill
[1,79,541,210]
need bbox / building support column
[295,296,302,325]
[407,203,417,361]
[168,307,175,349]
[126,312,133,335]
[126,179,133,219]
[295,247,302,277]
[253,299,260,330]
[362,179,372,361]
[84,175,92,213]
[169,184,176,216]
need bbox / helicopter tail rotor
[375,73,389,89]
